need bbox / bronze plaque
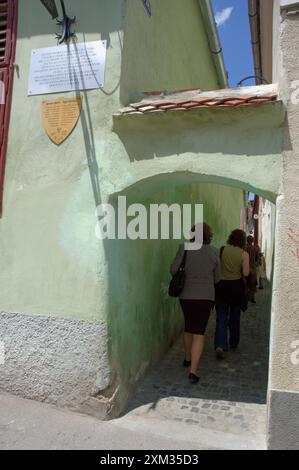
[41,97,83,145]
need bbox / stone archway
[107,97,285,447]
[112,98,284,206]
[104,170,277,426]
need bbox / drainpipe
[198,0,228,89]
[248,0,263,240]
[248,0,262,84]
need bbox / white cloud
[215,6,234,27]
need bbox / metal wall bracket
[56,0,76,44]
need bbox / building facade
[0,0,297,449]
[0,0,247,418]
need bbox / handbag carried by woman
[168,251,187,298]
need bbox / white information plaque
[28,41,107,96]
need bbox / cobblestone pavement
[124,285,271,449]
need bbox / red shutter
[0,0,18,214]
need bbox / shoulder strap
[180,250,187,270]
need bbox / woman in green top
[214,229,250,359]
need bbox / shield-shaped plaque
[41,97,83,145]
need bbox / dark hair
[247,235,254,245]
[227,229,247,249]
[191,223,213,245]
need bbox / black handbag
[168,251,187,298]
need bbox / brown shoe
[216,347,225,360]
[189,373,199,384]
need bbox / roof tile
[168,107,187,112]
[224,99,246,106]
[119,84,278,116]
[138,105,157,112]
[159,104,180,110]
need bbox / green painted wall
[113,103,284,203]
[121,0,220,104]
[1,0,126,322]
[1,0,223,322]
[0,0,284,412]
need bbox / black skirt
[179,299,214,335]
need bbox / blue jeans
[214,303,241,351]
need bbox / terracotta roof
[119,84,278,116]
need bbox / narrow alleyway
[124,285,271,449]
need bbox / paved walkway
[124,285,271,449]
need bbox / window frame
[0,0,18,214]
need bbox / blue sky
[211,0,255,87]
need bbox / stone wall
[267,4,299,449]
